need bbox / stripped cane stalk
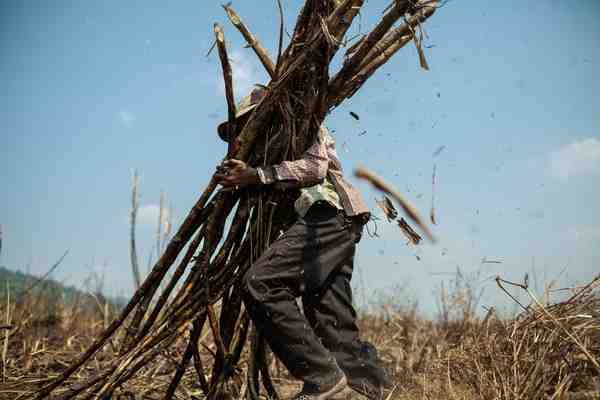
[163,192,238,321]
[359,1,437,70]
[207,305,227,365]
[257,335,280,400]
[97,334,181,398]
[52,369,114,400]
[207,195,251,275]
[191,318,211,395]
[124,196,216,352]
[233,1,364,162]
[275,0,364,82]
[327,0,365,39]
[135,221,210,342]
[52,318,182,399]
[222,4,276,78]
[279,0,363,67]
[208,285,245,396]
[92,313,202,399]
[123,178,219,346]
[328,0,409,96]
[247,327,261,400]
[214,23,238,156]
[207,311,251,399]
[331,34,413,107]
[274,0,285,77]
[328,2,437,108]
[164,312,208,400]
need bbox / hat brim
[217,104,257,142]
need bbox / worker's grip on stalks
[215,159,260,188]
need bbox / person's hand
[215,159,260,188]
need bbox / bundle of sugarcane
[35,1,438,398]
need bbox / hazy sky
[1,0,599,314]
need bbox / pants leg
[242,203,390,394]
[241,205,354,388]
[302,222,393,398]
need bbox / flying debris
[432,145,446,157]
[376,196,398,221]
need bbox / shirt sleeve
[259,128,329,188]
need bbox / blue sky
[1,0,599,314]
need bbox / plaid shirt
[257,127,370,217]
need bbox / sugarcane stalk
[328,0,364,39]
[232,2,362,162]
[208,311,251,398]
[247,326,261,400]
[97,334,180,398]
[328,1,437,108]
[257,336,280,400]
[219,287,243,350]
[278,0,320,64]
[163,193,237,324]
[135,221,209,343]
[230,18,334,165]
[208,281,246,394]
[93,317,193,398]
[51,369,114,400]
[331,34,413,106]
[206,311,251,400]
[123,179,220,347]
[328,0,409,96]
[207,304,227,364]
[214,23,238,156]
[207,195,251,273]
[124,197,215,351]
[51,324,169,400]
[222,4,276,78]
[164,313,208,400]
[191,319,210,395]
[275,0,363,83]
[167,238,250,329]
[360,1,437,70]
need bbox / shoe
[347,342,394,399]
[291,374,348,400]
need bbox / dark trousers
[242,202,389,394]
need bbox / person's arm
[216,131,329,189]
[257,134,328,188]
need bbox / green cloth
[294,176,343,217]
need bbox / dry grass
[0,273,598,400]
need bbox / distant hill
[0,266,126,308]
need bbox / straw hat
[217,87,267,142]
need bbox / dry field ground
[0,274,598,400]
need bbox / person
[215,88,391,400]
